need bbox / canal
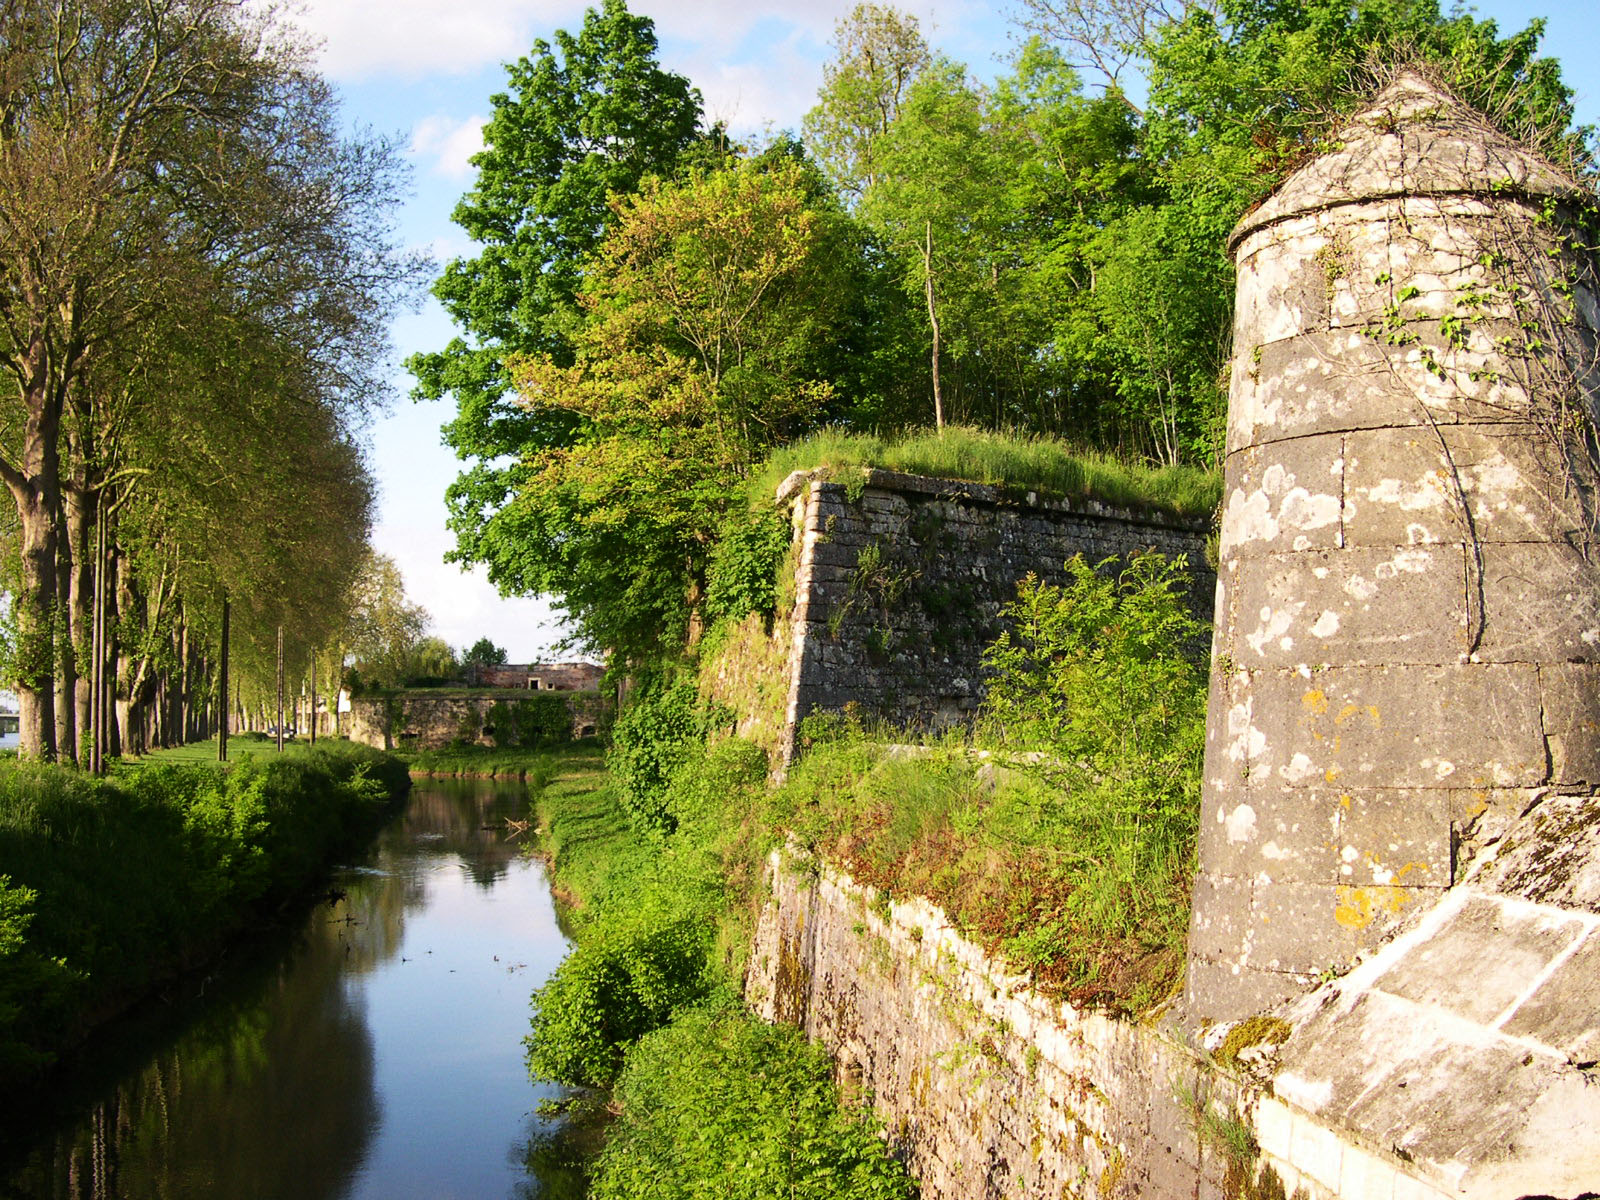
[0,777,587,1200]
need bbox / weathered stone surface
[1272,884,1600,1197]
[1476,543,1600,664]
[345,690,609,751]
[1231,73,1581,249]
[1228,323,1536,452]
[1472,786,1600,911]
[771,469,1212,763]
[1197,781,1343,884]
[1241,662,1546,790]
[1498,930,1600,1060]
[1220,436,1347,560]
[1224,546,1467,668]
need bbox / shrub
[525,915,711,1088]
[704,505,792,627]
[590,1000,915,1200]
[607,679,716,830]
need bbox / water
[0,778,588,1200]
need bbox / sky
[280,0,1600,663]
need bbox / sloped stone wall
[747,848,1455,1200]
[773,469,1213,763]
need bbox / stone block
[1228,546,1468,668]
[1185,952,1305,1022]
[1227,323,1538,454]
[1245,880,1366,974]
[1243,661,1546,789]
[1537,663,1600,786]
[1336,788,1452,889]
[1499,929,1600,1060]
[1375,894,1586,1024]
[1187,873,1255,961]
[1477,542,1600,664]
[1198,782,1343,885]
[1220,437,1347,560]
[1334,1140,1397,1200]
[1287,1111,1345,1192]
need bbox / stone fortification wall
[772,468,1212,762]
[345,690,608,751]
[1189,71,1600,1018]
[467,661,604,690]
[747,848,1454,1200]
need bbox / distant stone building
[464,661,604,691]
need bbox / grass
[745,425,1222,519]
[136,732,290,764]
[522,743,914,1200]
[771,732,1196,1012]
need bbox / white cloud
[279,0,581,80]
[409,113,489,179]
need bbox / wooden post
[309,654,317,745]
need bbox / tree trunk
[217,596,229,761]
[276,625,284,753]
[923,220,944,433]
[66,487,95,761]
[54,499,76,763]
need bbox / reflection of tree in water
[2,902,378,1200]
[0,779,557,1200]
[512,1104,607,1200]
[402,780,533,889]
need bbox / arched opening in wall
[579,724,596,738]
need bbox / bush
[487,695,573,749]
[704,505,792,627]
[591,1000,915,1200]
[0,742,407,1073]
[607,679,716,830]
[525,915,711,1088]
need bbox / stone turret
[1187,71,1600,1019]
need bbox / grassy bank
[524,745,914,1199]
[0,740,410,1079]
[748,425,1222,519]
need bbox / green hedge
[0,740,410,1075]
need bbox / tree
[0,0,419,757]
[342,554,431,693]
[463,638,509,667]
[411,0,703,601]
[862,63,1001,429]
[803,4,931,201]
[481,158,847,662]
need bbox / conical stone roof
[1229,70,1582,254]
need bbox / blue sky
[289,0,1600,661]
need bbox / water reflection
[1,779,582,1200]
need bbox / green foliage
[606,679,717,830]
[590,999,915,1200]
[525,916,712,1088]
[463,637,508,667]
[0,743,408,1073]
[487,695,575,749]
[703,505,793,626]
[766,553,1209,1010]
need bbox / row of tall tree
[0,0,424,758]
[418,0,1588,667]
